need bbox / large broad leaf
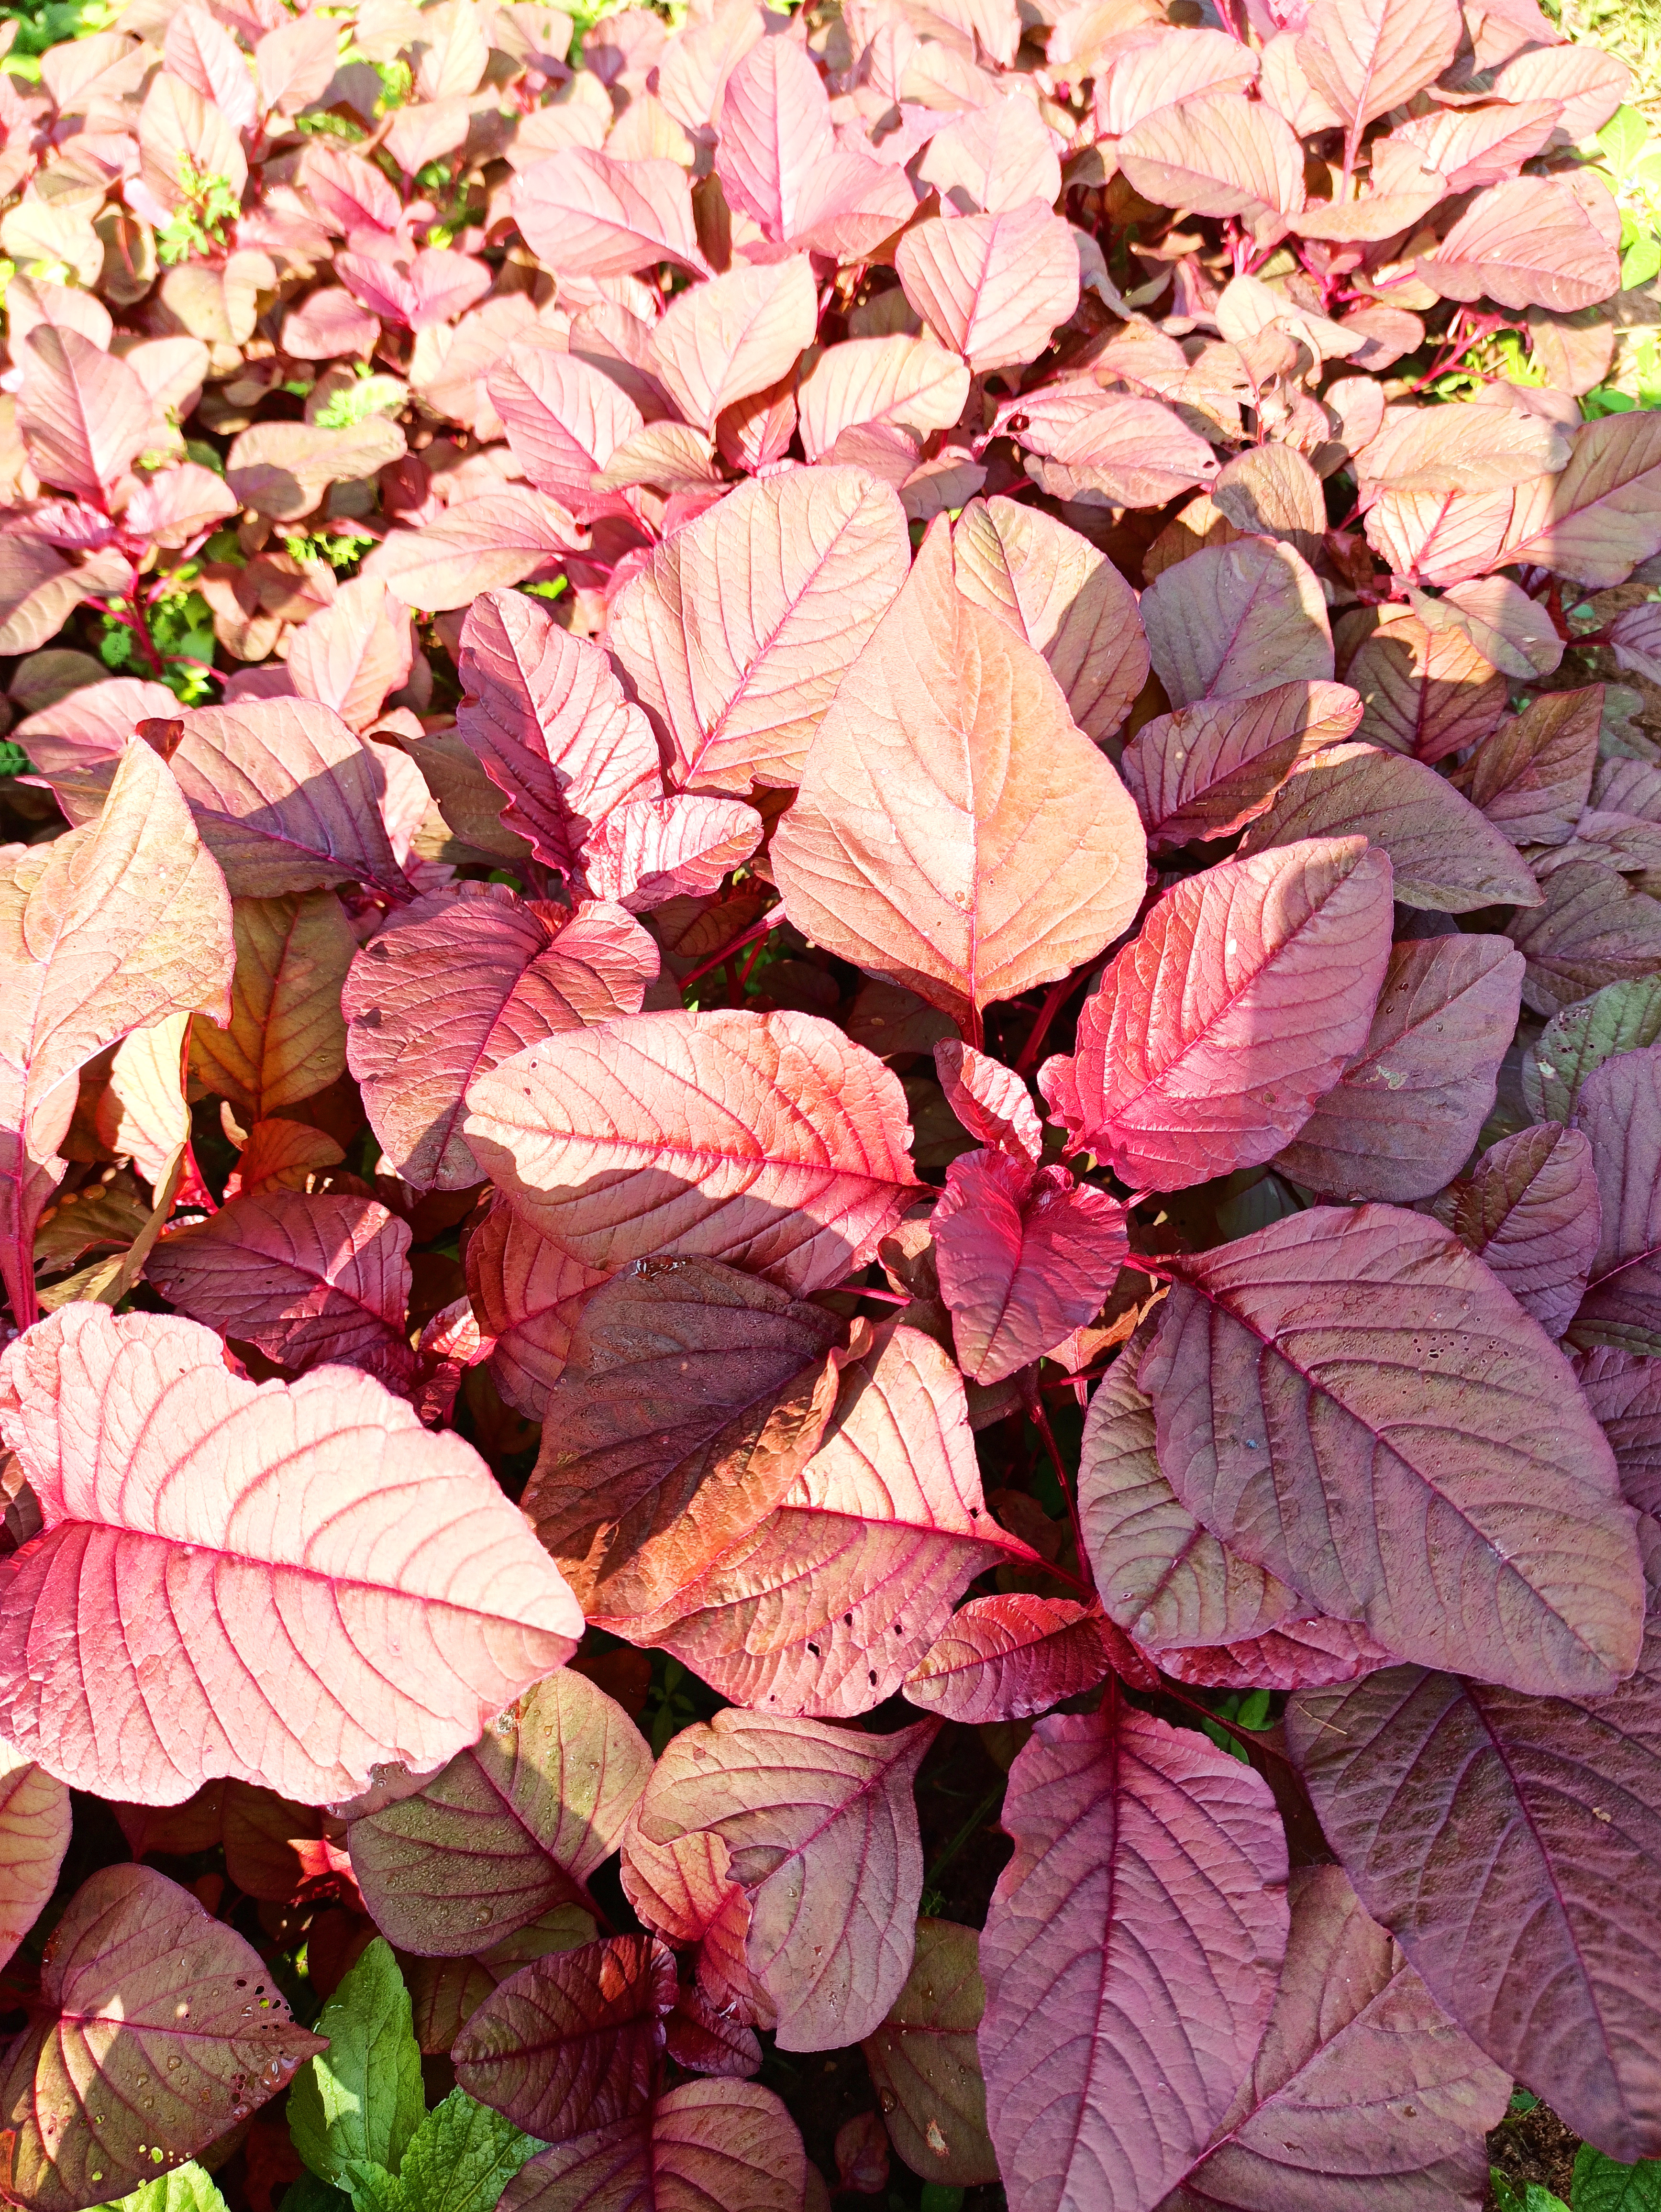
[1358,407,1568,500]
[902,1596,1109,1725]
[286,575,413,734]
[364,489,583,612]
[861,1918,999,2186]
[1119,88,1306,231]
[1158,1613,1394,1692]
[1571,1043,1661,1355]
[1288,1522,1661,2161]
[523,1256,849,1624]
[1417,177,1620,313]
[608,466,910,795]
[1295,0,1461,130]
[189,890,355,1124]
[500,2080,805,2212]
[171,698,410,901]
[1455,1122,1601,1338]
[713,35,837,243]
[347,1671,651,1958]
[1142,1204,1645,1696]
[920,93,1063,215]
[1160,1864,1511,2210]
[1121,681,1363,852]
[932,1150,1129,1384]
[0,1737,69,1971]
[636,1708,936,2049]
[1078,1354,1304,1652]
[1273,936,1524,1202]
[771,519,1147,1032]
[1507,860,1661,1017]
[1237,743,1542,913]
[1039,840,1394,1193]
[145,1191,414,1381]
[451,1934,676,2142]
[608,1324,1036,1717]
[649,257,816,433]
[509,149,707,281]
[895,201,1080,374]
[1450,684,1602,848]
[344,886,656,1192]
[0,1304,583,1805]
[1139,540,1332,708]
[978,1705,1289,2212]
[0,1864,323,2212]
[463,1007,920,1296]
[0,740,233,1325]
[797,333,972,462]
[1493,413,1661,589]
[455,590,660,879]
[950,496,1149,748]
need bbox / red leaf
[1144,1204,1644,1695]
[465,1202,606,1418]
[0,1864,323,2212]
[978,1705,1289,2212]
[1120,680,1364,852]
[649,257,817,433]
[1295,0,1462,128]
[487,344,644,519]
[17,328,154,501]
[1158,1614,1395,1690]
[1571,1041,1661,1356]
[638,1708,937,2049]
[1118,88,1306,232]
[145,1189,415,1378]
[933,1040,1043,1163]
[1140,538,1333,708]
[1455,1122,1602,1338]
[1039,839,1394,1193]
[500,2079,806,2212]
[1272,935,1525,1203]
[463,1008,920,1297]
[344,885,658,1192]
[453,1933,676,2141]
[0,1305,583,1804]
[902,1595,1109,1722]
[933,1151,1129,1385]
[772,519,1147,1031]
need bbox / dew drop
[475,1908,493,1926]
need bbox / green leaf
[280,2181,354,2212]
[385,2091,543,2212]
[85,2168,231,2212]
[1598,104,1650,175]
[313,376,406,431]
[919,2190,966,2212]
[1574,2145,1661,2211]
[1522,975,1661,1120]
[288,1940,426,2188]
[1622,232,1661,290]
[1489,2173,1569,2212]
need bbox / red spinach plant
[1,0,1661,2206]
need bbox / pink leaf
[0,1864,323,2212]
[345,884,657,1192]
[1417,176,1620,313]
[713,37,837,242]
[0,1304,583,1804]
[1079,1353,1305,1653]
[772,519,1147,1029]
[1120,679,1364,851]
[934,1151,1129,1385]
[463,1007,921,1295]
[453,1933,676,2139]
[1295,0,1462,129]
[895,200,1081,373]
[164,10,257,134]
[607,464,911,795]
[363,488,584,612]
[510,149,709,282]
[902,1595,1110,1722]
[1140,538,1333,708]
[1493,40,1632,141]
[17,328,154,500]
[579,794,763,914]
[649,257,817,433]
[933,1040,1044,1163]
[797,334,971,462]
[1455,1122,1602,1338]
[487,344,645,516]
[918,93,1063,216]
[1273,935,1525,1203]
[1144,1203,1644,1695]
[1039,839,1394,1193]
[637,1708,937,2048]
[13,677,179,775]
[1450,684,1602,848]
[1118,88,1306,231]
[1159,1614,1395,1690]
[978,1705,1289,2212]
[0,1738,69,1973]
[1494,413,1661,590]
[285,575,414,732]
[1094,29,1259,137]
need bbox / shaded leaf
[190,891,356,1124]
[0,1736,70,1972]
[1451,685,1602,849]
[1121,680,1364,852]
[1140,540,1332,709]
[1455,1122,1601,1338]
[1572,1044,1661,1356]
[500,2080,805,2212]
[861,1918,998,2187]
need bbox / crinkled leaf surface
[1571,1044,1661,1356]
[499,2079,805,2212]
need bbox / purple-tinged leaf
[902,1595,1109,1723]
[1417,177,1620,313]
[1143,1203,1643,1696]
[1158,1615,1395,1692]
[979,1705,1289,2212]
[1121,680,1364,852]
[1288,1524,1661,2161]
[1494,412,1661,589]
[345,885,657,1192]
[1454,1123,1601,1338]
[1160,1864,1510,2210]
[453,1933,676,2141]
[638,1708,937,2050]
[895,200,1080,374]
[500,2079,806,2212]
[1344,606,1508,765]
[1450,684,1602,848]
[1273,936,1524,1202]
[348,1670,650,1958]
[1507,859,1661,1017]
[1040,840,1394,1193]
[1140,539,1332,708]
[1571,1042,1661,1356]
[1580,1347,1661,1515]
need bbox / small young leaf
[289,1939,426,2187]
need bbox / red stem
[1013,973,1078,1075]
[678,908,781,990]
[1025,1378,1096,1601]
